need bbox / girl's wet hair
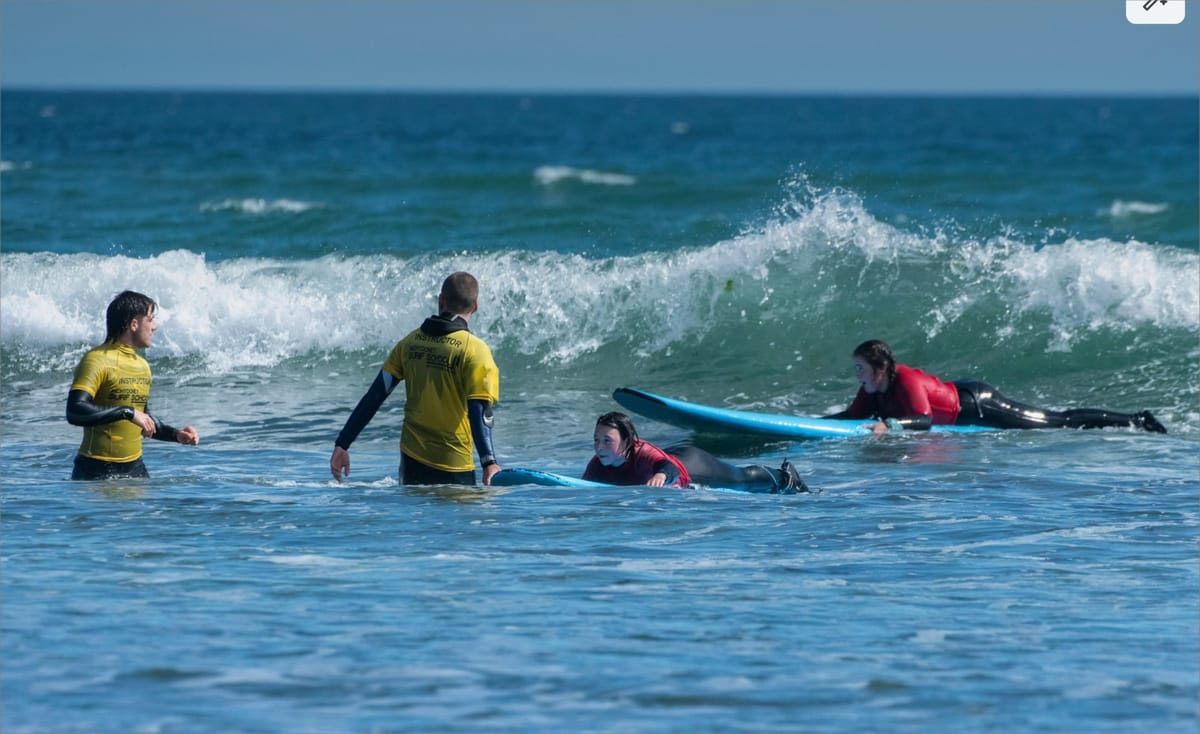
[595,411,639,457]
[852,339,898,385]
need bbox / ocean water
[1,91,1198,733]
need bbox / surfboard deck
[490,468,802,495]
[612,387,997,439]
[490,468,613,488]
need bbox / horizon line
[4,84,1197,99]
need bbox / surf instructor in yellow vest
[330,272,502,486]
[66,290,200,480]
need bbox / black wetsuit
[71,453,150,480]
[952,380,1166,432]
[400,454,478,486]
[668,446,809,494]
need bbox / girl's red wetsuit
[842,364,961,425]
[583,440,691,487]
[833,363,1165,433]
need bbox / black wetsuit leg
[953,380,1158,431]
[669,446,783,493]
[71,455,149,480]
[400,454,476,486]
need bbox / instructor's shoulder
[465,330,495,352]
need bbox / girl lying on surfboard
[584,411,810,493]
[824,339,1167,434]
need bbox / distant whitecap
[533,165,635,187]
[200,198,321,214]
[1102,200,1169,218]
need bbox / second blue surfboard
[612,387,996,439]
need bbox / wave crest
[3,188,1195,376]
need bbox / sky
[1,0,1197,95]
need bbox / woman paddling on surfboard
[584,412,810,493]
[824,339,1167,434]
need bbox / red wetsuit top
[843,364,961,425]
[583,440,690,488]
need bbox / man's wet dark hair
[105,291,156,343]
[440,272,479,315]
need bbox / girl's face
[853,356,888,394]
[593,425,628,466]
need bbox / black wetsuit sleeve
[652,459,680,483]
[469,399,497,466]
[823,407,931,430]
[894,415,933,431]
[148,412,180,442]
[66,389,134,426]
[335,371,398,450]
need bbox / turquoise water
[2,91,1198,733]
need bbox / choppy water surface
[2,91,1197,733]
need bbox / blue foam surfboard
[612,387,997,439]
[490,468,614,488]
[490,468,799,495]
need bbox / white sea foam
[761,184,1199,344]
[254,553,357,568]
[1000,236,1199,348]
[912,629,949,644]
[199,198,320,214]
[533,165,636,186]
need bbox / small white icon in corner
[1128,0,1186,24]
